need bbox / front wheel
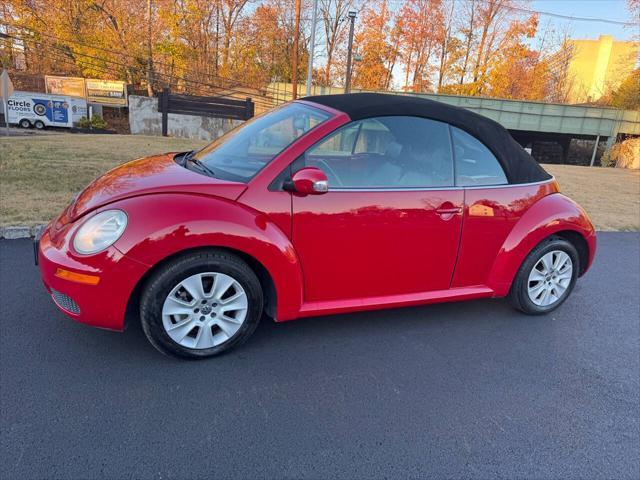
[140,250,263,359]
[34,120,45,130]
[509,237,579,315]
[19,119,31,129]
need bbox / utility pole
[214,1,220,76]
[291,0,302,100]
[146,0,154,96]
[305,0,319,96]
[344,10,357,94]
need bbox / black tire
[509,236,579,315]
[34,120,45,130]
[19,119,31,129]
[140,250,263,359]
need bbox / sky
[530,0,638,40]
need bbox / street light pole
[292,0,302,100]
[291,0,302,100]
[306,0,319,96]
[146,0,154,97]
[344,10,357,94]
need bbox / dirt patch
[544,164,640,231]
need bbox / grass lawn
[0,134,207,227]
[1,134,639,231]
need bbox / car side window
[451,127,508,186]
[301,116,454,189]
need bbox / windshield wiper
[185,152,216,177]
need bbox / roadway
[1,233,638,479]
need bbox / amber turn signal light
[54,268,100,285]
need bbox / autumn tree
[435,0,462,90]
[609,68,640,109]
[351,0,396,90]
[245,0,310,85]
[484,15,548,100]
[538,26,576,103]
[397,0,443,91]
[219,1,250,73]
[318,0,355,86]
[1,0,612,105]
[8,0,151,83]
[455,0,478,85]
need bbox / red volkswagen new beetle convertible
[37,93,596,358]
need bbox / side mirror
[285,167,329,195]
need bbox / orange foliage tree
[397,0,444,92]
[351,0,396,90]
[1,0,591,103]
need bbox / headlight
[73,210,128,255]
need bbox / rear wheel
[140,250,263,359]
[34,120,45,130]
[509,237,579,315]
[19,119,31,129]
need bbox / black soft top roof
[303,93,551,185]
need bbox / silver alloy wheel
[161,272,248,349]
[527,250,573,307]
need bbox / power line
[385,0,638,26]
[0,21,284,100]
[3,30,279,108]
[498,1,638,26]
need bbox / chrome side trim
[465,176,555,190]
[328,177,555,193]
[330,186,462,192]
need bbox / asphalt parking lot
[1,233,639,479]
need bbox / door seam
[449,188,466,289]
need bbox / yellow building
[565,35,639,104]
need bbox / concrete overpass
[397,92,639,166]
[269,83,640,165]
[398,92,639,138]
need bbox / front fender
[487,193,596,296]
[108,193,304,321]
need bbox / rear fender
[487,193,596,296]
[108,193,304,321]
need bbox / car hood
[66,153,247,221]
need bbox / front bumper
[37,224,148,331]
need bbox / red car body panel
[291,190,464,301]
[68,154,247,221]
[453,181,596,295]
[38,225,148,330]
[452,181,558,289]
[485,192,596,296]
[37,101,597,332]
[108,193,306,322]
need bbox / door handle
[436,207,462,215]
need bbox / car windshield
[191,103,331,182]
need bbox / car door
[290,116,464,303]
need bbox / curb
[0,224,46,239]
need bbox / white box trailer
[5,91,87,129]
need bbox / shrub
[601,138,640,169]
[600,149,614,167]
[76,115,108,130]
[77,116,91,129]
[90,115,107,129]
[611,138,639,169]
